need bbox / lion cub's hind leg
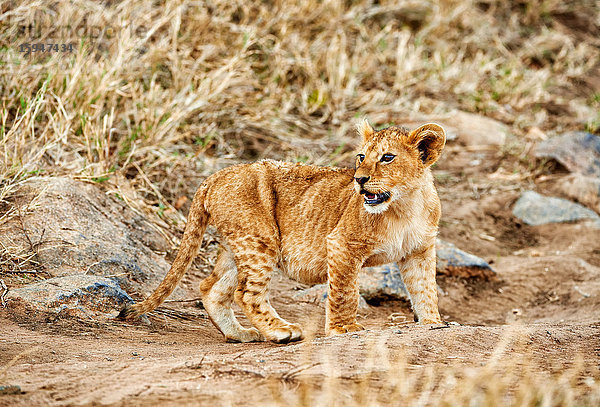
[231,238,303,344]
[199,249,263,342]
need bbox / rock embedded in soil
[535,132,600,177]
[512,190,600,227]
[447,111,508,147]
[0,177,186,299]
[6,275,133,317]
[360,263,409,301]
[435,239,495,279]
[556,174,600,214]
[361,241,495,298]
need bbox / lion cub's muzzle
[355,176,391,206]
[359,189,391,205]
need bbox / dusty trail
[1,238,599,406]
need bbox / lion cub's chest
[372,216,430,263]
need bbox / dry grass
[267,358,600,407]
[263,329,600,407]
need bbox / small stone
[513,190,600,226]
[435,239,495,279]
[535,132,600,177]
[0,385,22,395]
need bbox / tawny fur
[119,121,445,343]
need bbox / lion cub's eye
[380,153,395,163]
[357,154,365,163]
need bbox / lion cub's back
[202,160,355,283]
[203,159,354,211]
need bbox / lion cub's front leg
[399,242,442,324]
[325,236,366,336]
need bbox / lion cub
[120,120,445,343]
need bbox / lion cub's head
[353,120,446,214]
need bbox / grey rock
[360,263,409,301]
[535,132,600,177]
[7,275,133,317]
[292,284,369,309]
[556,174,600,214]
[513,190,600,227]
[0,177,185,299]
[435,239,495,279]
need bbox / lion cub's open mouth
[360,189,391,205]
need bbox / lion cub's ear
[407,123,446,167]
[356,118,375,142]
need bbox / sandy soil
[1,144,600,406]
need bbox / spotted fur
[119,121,445,342]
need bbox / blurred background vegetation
[1,0,599,228]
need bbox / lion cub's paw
[418,317,442,325]
[225,327,264,343]
[343,323,365,332]
[326,322,365,336]
[264,323,304,344]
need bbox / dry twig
[0,279,8,307]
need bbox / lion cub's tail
[118,187,209,320]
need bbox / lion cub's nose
[355,176,370,186]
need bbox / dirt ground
[1,143,600,406]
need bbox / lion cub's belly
[278,238,329,285]
[276,219,430,285]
